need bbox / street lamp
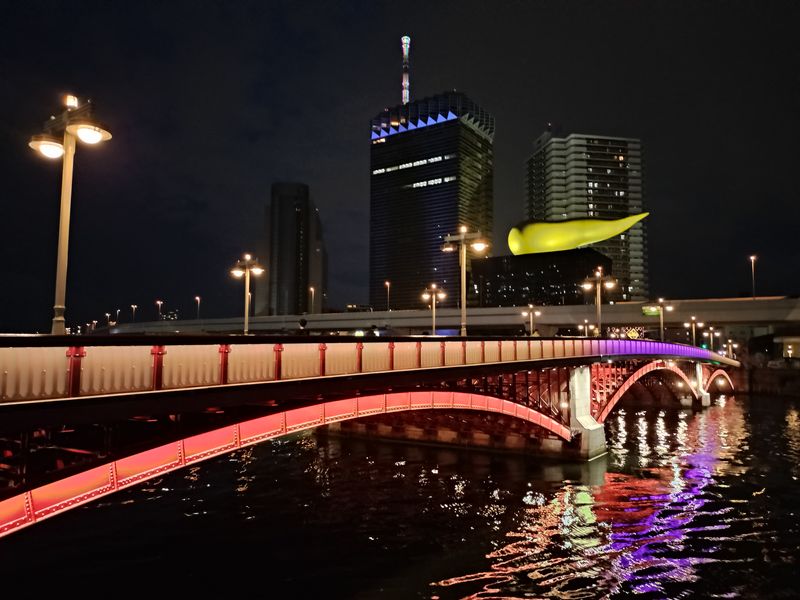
[29,94,112,335]
[195,296,201,319]
[581,266,616,336]
[115,308,120,324]
[231,253,264,335]
[309,286,315,314]
[521,305,541,336]
[703,326,721,351]
[441,226,489,336]
[131,304,137,322]
[657,297,674,341]
[749,255,757,299]
[155,300,163,320]
[421,284,446,335]
[683,316,704,346]
[385,280,391,311]
[105,312,111,327]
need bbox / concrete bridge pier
[695,362,711,406]
[569,366,608,460]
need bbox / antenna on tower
[401,35,411,105]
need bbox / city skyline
[0,2,797,332]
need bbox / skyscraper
[369,91,495,310]
[256,182,327,316]
[525,131,649,300]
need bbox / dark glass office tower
[369,91,494,310]
[255,182,327,316]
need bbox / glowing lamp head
[666,305,674,312]
[29,134,64,159]
[231,268,245,278]
[250,266,265,275]
[471,241,489,253]
[65,94,79,108]
[582,282,593,291]
[422,292,431,301]
[66,121,112,145]
[441,242,456,253]
[604,280,616,289]
[436,292,446,300]
[534,310,541,317]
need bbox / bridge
[0,334,738,538]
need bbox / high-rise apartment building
[255,182,327,316]
[525,131,649,300]
[369,91,494,310]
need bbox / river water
[2,395,799,598]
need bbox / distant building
[369,91,494,310]
[471,249,613,307]
[256,182,327,316]
[525,130,649,300]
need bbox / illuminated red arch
[704,369,734,392]
[0,390,569,540]
[596,362,700,423]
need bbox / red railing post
[273,344,283,380]
[388,341,395,370]
[356,341,364,372]
[218,344,231,385]
[65,346,86,397]
[462,340,467,364]
[151,345,167,390]
[319,343,327,376]
[481,340,486,363]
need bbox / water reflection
[431,396,756,598]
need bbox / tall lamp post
[155,300,163,320]
[29,94,112,335]
[581,266,616,336]
[657,297,674,342]
[441,226,489,336]
[522,305,541,336]
[749,255,757,299]
[309,286,315,314]
[195,296,201,319]
[703,326,721,351]
[131,304,137,322]
[683,316,704,346]
[105,312,111,327]
[115,308,120,324]
[385,280,391,311]
[231,253,264,335]
[421,284,446,335]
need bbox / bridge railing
[0,336,737,404]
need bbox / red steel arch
[595,362,701,423]
[0,390,569,540]
[704,369,734,393]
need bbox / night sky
[1,1,798,333]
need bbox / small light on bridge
[677,381,684,388]
[560,401,569,409]
[717,377,725,386]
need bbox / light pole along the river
[441,226,489,336]
[29,94,112,334]
[231,253,264,335]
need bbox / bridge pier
[695,362,711,406]
[569,366,607,460]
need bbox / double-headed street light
[581,266,616,336]
[656,298,675,342]
[703,326,721,351]
[683,316,704,346]
[421,284,446,335]
[29,95,112,335]
[231,253,264,335]
[131,304,138,322]
[522,305,541,336]
[441,226,489,336]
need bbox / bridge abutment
[569,366,607,460]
